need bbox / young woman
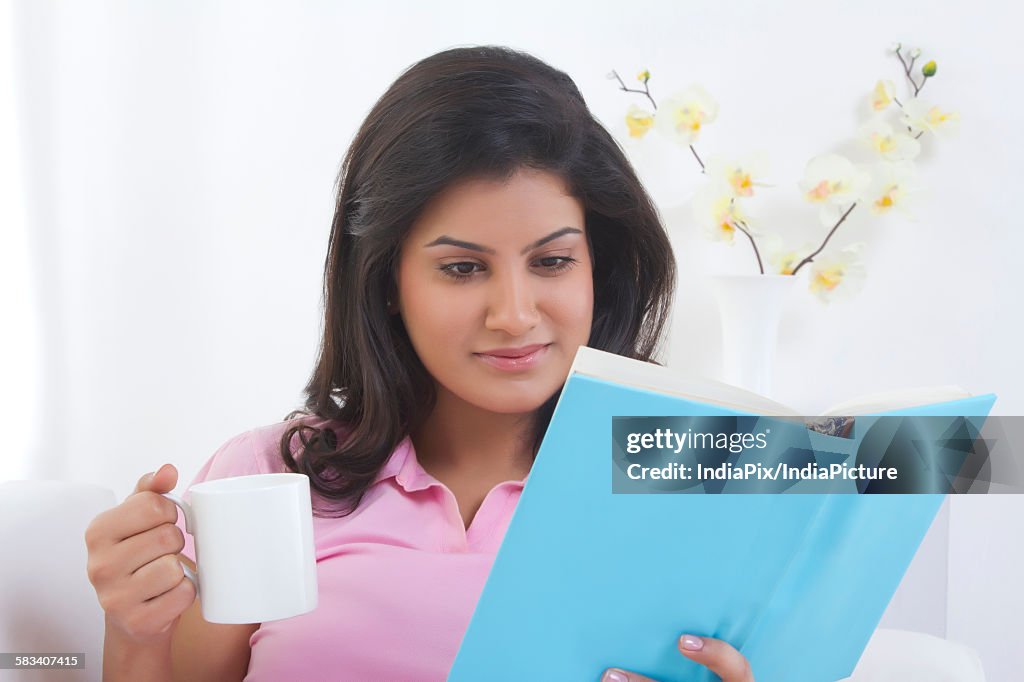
[85,45,753,681]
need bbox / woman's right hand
[85,463,197,644]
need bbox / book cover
[448,347,997,681]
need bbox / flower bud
[888,42,901,53]
[910,47,922,58]
[637,69,651,83]
[922,60,937,77]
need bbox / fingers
[132,553,191,602]
[120,523,187,576]
[136,574,197,635]
[85,523,185,592]
[601,669,657,682]
[87,489,180,547]
[86,465,181,549]
[678,634,754,682]
[602,633,754,682]
[98,553,190,613]
[109,571,197,640]
[134,463,179,495]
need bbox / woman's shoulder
[190,414,351,484]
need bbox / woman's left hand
[601,633,754,682]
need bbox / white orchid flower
[870,80,897,112]
[901,98,960,138]
[655,85,719,146]
[800,154,871,206]
[866,161,924,217]
[762,234,815,276]
[860,118,921,161]
[808,243,867,303]
[799,154,871,225]
[692,183,754,244]
[625,104,655,139]
[705,153,772,198]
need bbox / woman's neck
[410,387,534,483]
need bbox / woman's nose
[484,271,540,336]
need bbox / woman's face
[395,168,594,416]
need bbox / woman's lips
[474,344,550,371]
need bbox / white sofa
[0,481,114,682]
[839,629,985,681]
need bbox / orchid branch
[790,203,859,276]
[609,69,658,111]
[894,46,923,97]
[891,47,932,139]
[732,217,765,274]
[689,145,706,172]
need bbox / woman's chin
[468,388,555,416]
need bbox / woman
[85,45,753,681]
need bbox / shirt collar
[371,435,529,493]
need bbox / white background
[1,0,1021,678]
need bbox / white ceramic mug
[162,473,318,624]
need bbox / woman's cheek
[558,273,594,329]
[419,289,483,352]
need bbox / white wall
[0,0,35,483]
[4,0,1021,678]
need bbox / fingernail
[602,670,628,682]
[680,634,704,651]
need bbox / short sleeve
[173,426,280,562]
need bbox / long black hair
[281,45,676,516]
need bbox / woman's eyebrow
[424,227,582,255]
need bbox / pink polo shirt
[174,417,526,681]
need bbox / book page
[822,386,971,416]
[570,348,971,417]
[570,347,802,416]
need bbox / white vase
[710,274,796,397]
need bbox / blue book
[449,347,996,682]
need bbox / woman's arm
[102,618,175,682]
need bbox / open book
[449,347,996,682]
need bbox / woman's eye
[438,257,578,283]
[452,262,479,276]
[439,262,482,281]
[536,254,577,270]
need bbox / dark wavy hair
[281,45,676,516]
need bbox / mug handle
[161,492,200,597]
